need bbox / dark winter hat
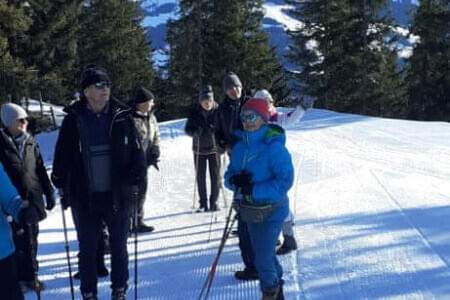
[1,103,28,127]
[134,87,155,104]
[81,64,111,90]
[199,85,214,102]
[222,72,242,92]
[241,97,270,122]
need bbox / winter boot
[276,235,298,255]
[82,292,98,300]
[135,221,155,233]
[234,268,258,280]
[262,285,281,300]
[111,287,127,300]
[97,264,109,278]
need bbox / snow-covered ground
[30,108,450,299]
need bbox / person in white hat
[252,89,309,255]
[0,103,55,292]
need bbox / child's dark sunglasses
[94,81,111,90]
[240,112,258,123]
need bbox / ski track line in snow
[370,169,450,270]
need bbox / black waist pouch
[239,198,284,223]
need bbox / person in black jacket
[0,102,55,292]
[214,72,248,154]
[51,64,146,300]
[130,87,161,233]
[185,85,221,212]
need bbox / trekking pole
[192,135,200,209]
[198,204,238,300]
[132,186,139,300]
[61,202,75,300]
[27,224,41,300]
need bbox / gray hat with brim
[1,103,28,127]
[199,85,214,102]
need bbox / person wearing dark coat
[0,102,55,292]
[51,64,146,300]
[130,87,161,233]
[214,72,257,281]
[214,72,248,154]
[185,85,221,212]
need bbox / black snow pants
[194,152,220,210]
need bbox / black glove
[45,193,56,210]
[229,171,252,189]
[240,179,253,196]
[148,146,160,170]
[19,206,40,225]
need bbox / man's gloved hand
[229,171,252,189]
[45,193,56,210]
[19,206,40,225]
[148,145,160,171]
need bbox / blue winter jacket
[225,124,294,222]
[0,162,23,260]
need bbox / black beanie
[134,87,155,104]
[81,64,111,90]
[222,72,242,92]
[198,85,214,102]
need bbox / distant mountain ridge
[142,0,418,67]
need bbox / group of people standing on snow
[0,64,308,300]
[185,72,308,299]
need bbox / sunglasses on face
[17,118,27,124]
[240,112,258,123]
[94,81,111,90]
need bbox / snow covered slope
[31,108,450,299]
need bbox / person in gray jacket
[130,87,161,233]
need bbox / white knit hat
[254,89,274,103]
[1,103,28,127]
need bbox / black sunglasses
[94,81,111,90]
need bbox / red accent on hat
[241,98,270,122]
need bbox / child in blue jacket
[0,162,40,299]
[225,97,294,300]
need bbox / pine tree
[166,0,286,118]
[79,0,155,102]
[406,0,449,121]
[16,0,83,105]
[286,0,406,117]
[0,1,32,104]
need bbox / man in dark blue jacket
[52,65,146,300]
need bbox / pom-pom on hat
[254,89,274,103]
[222,72,242,92]
[1,103,28,127]
[81,64,111,90]
[199,85,214,102]
[241,98,270,122]
[133,87,155,104]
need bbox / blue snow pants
[247,220,284,289]
[72,192,131,295]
